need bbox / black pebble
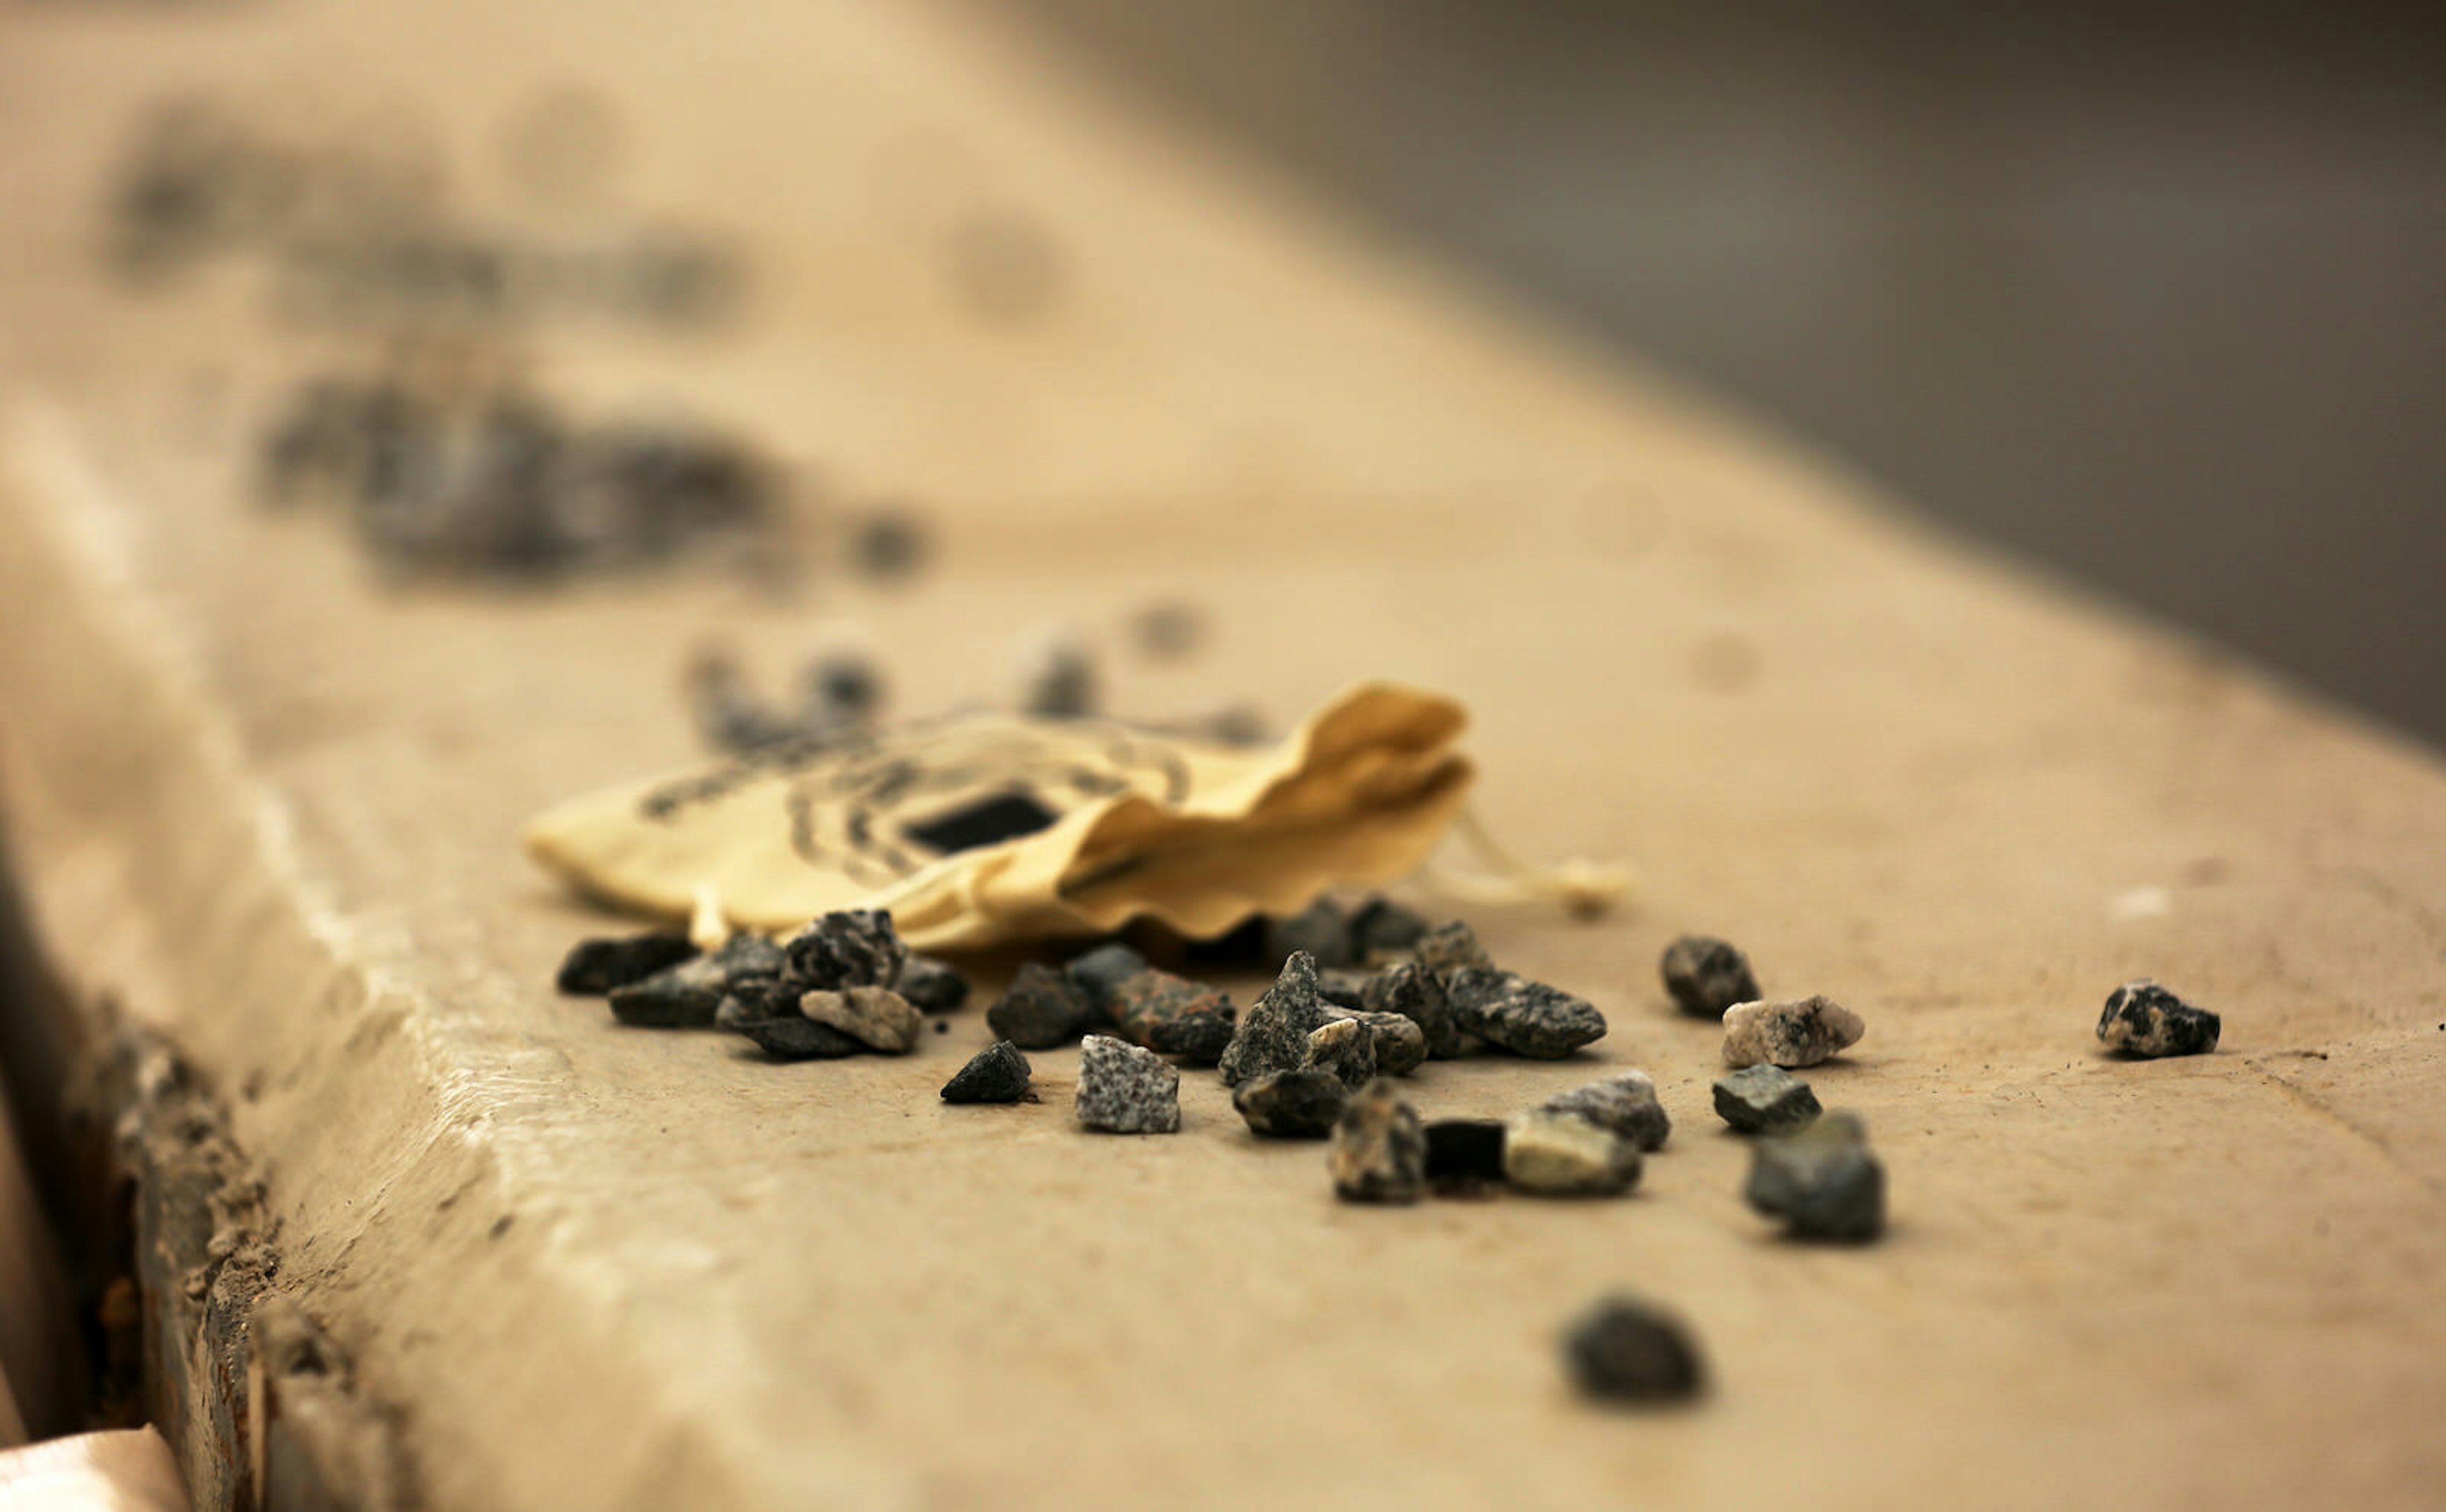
[738,1016,866,1061]
[1661,934,1761,1019]
[941,1041,1033,1104]
[1564,1297,1705,1404]
[1424,1118,1507,1185]
[555,931,697,995]
[1064,942,1152,1015]
[898,955,972,1013]
[1148,1011,1236,1066]
[986,962,1103,1049]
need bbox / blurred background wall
[1012,0,2446,747]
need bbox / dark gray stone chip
[1109,969,1234,1051]
[556,931,699,995]
[608,954,731,1027]
[1445,967,1608,1059]
[1230,1069,1348,1138]
[2096,980,2221,1058]
[1328,1078,1426,1203]
[1744,1111,1885,1241]
[896,954,971,1013]
[781,908,908,992]
[941,1041,1033,1103]
[1661,934,1761,1020]
[1075,1035,1180,1133]
[1711,1065,1821,1134]
[1148,1010,1236,1066]
[1564,1296,1705,1404]
[1064,942,1152,1015]
[1265,899,1355,970]
[986,962,1105,1049]
[1217,950,1332,1086]
[736,1015,866,1060]
[1361,959,1462,1059]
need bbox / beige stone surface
[1,2,2443,1509]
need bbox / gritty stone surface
[1064,943,1152,1015]
[1745,1111,1885,1241]
[1350,1011,1426,1077]
[607,954,731,1027]
[800,986,923,1053]
[1075,1035,1180,1134]
[1445,969,1608,1058]
[1218,951,1331,1086]
[555,931,697,995]
[1109,969,1234,1052]
[941,1041,1033,1103]
[735,1015,866,1060]
[1303,1016,1377,1089]
[1329,1079,1426,1203]
[1230,1069,1347,1138]
[1660,934,1761,1020]
[1147,1009,1236,1066]
[1564,1296,1705,1404]
[1414,920,1494,983]
[896,955,971,1014]
[2096,980,2222,1058]
[1504,1110,1641,1195]
[1721,995,1865,1068]
[986,962,1103,1049]
[1266,899,1356,969]
[1423,1118,1506,1187]
[1712,1066,1822,1134]
[1361,959,1461,1059]
[713,977,799,1031]
[1543,1071,1671,1152]
[781,908,908,992]
[1348,897,1430,962]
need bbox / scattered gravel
[1744,1111,1884,1241]
[1721,995,1864,1069]
[1712,1066,1821,1134]
[801,987,922,1053]
[1660,934,1760,1020]
[1564,1296,1705,1404]
[1329,1079,1426,1203]
[1543,1071,1671,1152]
[1231,1069,1348,1138]
[987,962,1103,1049]
[1445,969,1608,1059]
[1219,951,1332,1086]
[1303,1017,1378,1089]
[1504,1110,1641,1196]
[941,1041,1033,1103]
[2096,980,2221,1058]
[555,931,697,994]
[1075,1035,1181,1134]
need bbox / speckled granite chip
[1445,969,1608,1059]
[1711,1065,1821,1134]
[1329,1079,1426,1203]
[1075,1035,1180,1134]
[1219,951,1331,1086]
[2096,980,2221,1058]
[1721,995,1863,1068]
[1543,1070,1671,1152]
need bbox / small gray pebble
[1564,1296,1704,1404]
[1445,967,1608,1059]
[941,1041,1032,1103]
[1544,1070,1671,1152]
[1075,1034,1180,1134]
[1329,1078,1426,1203]
[556,931,696,995]
[987,962,1103,1049]
[2096,980,2221,1058]
[1303,1016,1377,1089]
[897,954,971,1013]
[782,908,908,992]
[1745,1111,1884,1241]
[1362,959,1461,1059]
[1230,1069,1347,1138]
[1711,1065,1820,1134]
[1064,942,1152,1015]
[608,954,731,1027]
[1266,899,1355,970]
[737,1015,866,1060]
[1217,950,1331,1086]
[1660,934,1760,1019]
[1414,919,1494,983]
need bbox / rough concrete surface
[0,2,2442,1509]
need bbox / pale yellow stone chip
[522,681,1474,952]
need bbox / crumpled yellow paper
[522,681,1473,950]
